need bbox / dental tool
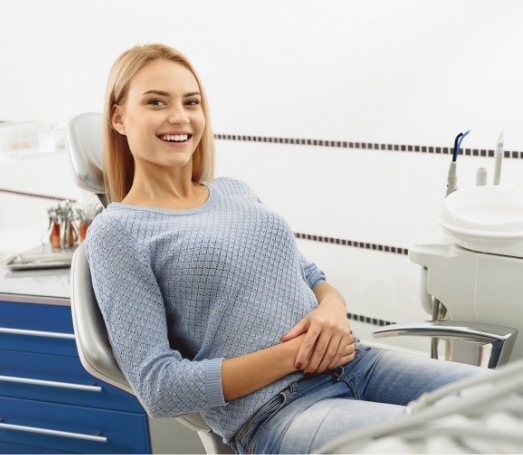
[446,130,470,197]
[493,129,504,185]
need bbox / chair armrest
[373,320,517,368]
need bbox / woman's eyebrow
[142,90,201,97]
[142,90,171,97]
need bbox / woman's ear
[111,105,126,135]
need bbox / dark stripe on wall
[347,312,396,327]
[0,188,73,202]
[295,232,409,256]
[215,134,523,159]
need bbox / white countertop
[0,223,70,303]
[0,265,70,303]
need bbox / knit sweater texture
[85,177,326,442]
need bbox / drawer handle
[0,419,108,442]
[0,375,102,392]
[0,327,75,340]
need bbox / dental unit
[374,130,520,368]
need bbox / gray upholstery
[70,243,130,393]
[65,112,105,195]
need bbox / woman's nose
[168,109,189,125]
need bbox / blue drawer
[0,300,77,357]
[0,440,69,453]
[0,300,73,333]
[0,332,78,357]
[0,349,144,412]
[0,396,151,454]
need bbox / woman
[86,43,482,454]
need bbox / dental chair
[66,112,234,454]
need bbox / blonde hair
[103,43,215,202]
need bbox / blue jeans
[232,345,484,454]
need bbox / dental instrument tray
[4,244,76,270]
[439,185,523,258]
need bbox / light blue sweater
[85,177,326,442]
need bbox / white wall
[1,0,523,352]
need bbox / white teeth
[160,134,189,142]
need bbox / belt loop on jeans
[289,381,298,395]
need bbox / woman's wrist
[221,335,303,401]
[318,295,346,313]
[314,282,346,309]
[279,335,304,373]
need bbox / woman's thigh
[262,349,487,453]
[360,348,488,405]
[243,348,488,453]
[263,398,405,454]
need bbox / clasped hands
[281,297,356,375]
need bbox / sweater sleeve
[85,215,226,417]
[299,252,326,290]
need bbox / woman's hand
[281,284,356,374]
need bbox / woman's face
[112,59,205,174]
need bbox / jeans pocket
[235,393,286,454]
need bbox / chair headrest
[66,112,105,195]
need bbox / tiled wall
[2,0,523,354]
[213,134,523,352]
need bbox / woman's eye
[147,99,166,107]
[185,99,200,106]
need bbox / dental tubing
[445,162,457,197]
[446,130,470,197]
[446,129,504,195]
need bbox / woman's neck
[122,168,209,210]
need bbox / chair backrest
[66,113,233,454]
[70,242,134,394]
[65,112,105,195]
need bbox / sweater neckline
[109,181,218,216]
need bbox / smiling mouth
[158,134,192,143]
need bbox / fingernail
[295,363,302,370]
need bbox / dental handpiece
[493,129,504,185]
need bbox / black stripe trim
[347,312,396,327]
[294,232,408,256]
[214,134,523,159]
[0,188,74,202]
